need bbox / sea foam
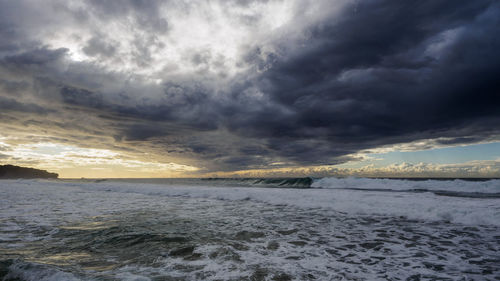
[54,178,500,226]
[1,179,499,280]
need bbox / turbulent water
[0,178,499,280]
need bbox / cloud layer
[0,0,499,176]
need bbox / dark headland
[0,164,58,179]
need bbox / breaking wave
[1,178,499,280]
[95,176,500,198]
[312,177,500,198]
[206,177,314,188]
[89,177,315,188]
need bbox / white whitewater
[0,178,499,280]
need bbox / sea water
[0,178,499,280]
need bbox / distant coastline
[0,164,58,179]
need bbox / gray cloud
[0,0,499,173]
[223,0,500,165]
[82,36,118,58]
[0,96,53,115]
[86,0,169,32]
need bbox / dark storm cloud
[0,1,37,53]
[0,0,499,173]
[2,47,68,68]
[0,96,53,115]
[117,124,170,141]
[60,86,106,110]
[223,0,500,166]
[0,78,29,95]
[0,45,219,167]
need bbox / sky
[0,0,499,178]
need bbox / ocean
[0,177,499,280]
